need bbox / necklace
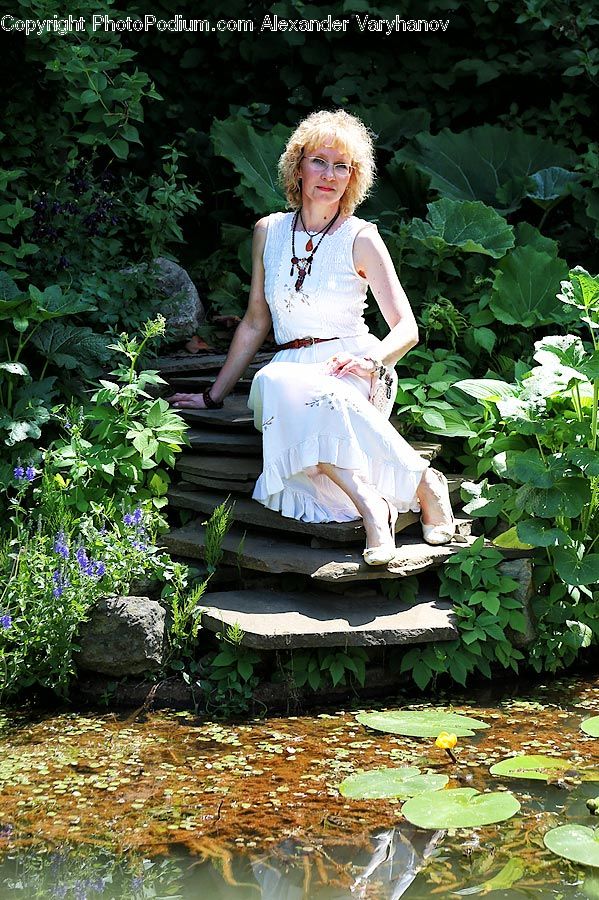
[298,209,333,253]
[290,207,340,292]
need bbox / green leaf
[490,247,570,327]
[394,124,575,213]
[211,116,289,213]
[525,167,582,203]
[0,361,29,377]
[491,526,533,550]
[338,766,448,799]
[544,825,599,868]
[31,323,111,374]
[489,754,599,782]
[516,519,570,547]
[409,198,514,258]
[553,548,599,587]
[402,787,520,829]
[454,379,515,402]
[355,710,489,737]
[582,717,599,738]
[506,448,561,488]
[454,858,525,895]
[108,139,129,160]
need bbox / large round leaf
[582,718,599,738]
[553,549,599,587]
[490,246,570,328]
[402,788,520,829]
[355,710,489,738]
[338,767,449,800]
[544,825,599,868]
[490,755,599,782]
[409,198,515,258]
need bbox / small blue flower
[0,614,12,630]
[131,874,144,891]
[132,507,143,525]
[54,532,70,559]
[51,886,68,899]
[123,512,135,526]
[13,466,24,480]
[64,421,73,432]
[25,466,36,482]
[92,561,106,578]
[76,547,89,570]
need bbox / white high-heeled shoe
[363,497,399,566]
[420,468,455,545]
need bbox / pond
[0,673,598,898]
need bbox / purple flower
[52,571,70,598]
[25,466,36,482]
[132,507,143,525]
[129,539,147,552]
[13,466,24,480]
[76,547,89,570]
[0,614,12,630]
[51,887,68,898]
[123,512,135,526]
[131,875,144,891]
[92,561,106,578]
[64,421,73,432]
[54,532,70,559]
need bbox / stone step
[173,395,254,429]
[174,443,444,486]
[160,518,485,582]
[168,479,469,542]
[197,588,458,648]
[179,434,442,458]
[154,351,275,376]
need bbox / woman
[167,109,455,566]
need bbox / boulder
[154,256,204,342]
[76,596,166,677]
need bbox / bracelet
[363,356,385,378]
[202,387,224,409]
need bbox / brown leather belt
[274,336,340,351]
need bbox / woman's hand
[166,392,207,409]
[325,353,375,381]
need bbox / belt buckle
[308,336,316,346]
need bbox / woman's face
[298,141,353,207]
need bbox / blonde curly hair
[278,109,377,217]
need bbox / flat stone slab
[167,480,469,542]
[197,588,458,647]
[154,351,274,375]
[160,519,478,582]
[176,454,263,482]
[174,395,254,429]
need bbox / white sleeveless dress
[247,211,430,523]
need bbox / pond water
[0,673,598,898]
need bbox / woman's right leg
[416,467,454,526]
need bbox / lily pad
[489,754,599,782]
[402,788,520,829]
[356,710,490,738]
[544,824,599,868]
[582,717,599,737]
[338,766,449,800]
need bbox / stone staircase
[155,351,529,649]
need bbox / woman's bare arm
[167,217,273,407]
[354,224,419,367]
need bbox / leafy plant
[489,755,599,782]
[0,470,175,699]
[283,646,368,692]
[48,316,189,518]
[544,825,599,868]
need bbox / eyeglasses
[302,156,354,178]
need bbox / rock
[499,558,536,648]
[76,596,166,676]
[153,256,205,342]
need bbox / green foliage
[396,536,526,690]
[338,766,448,799]
[394,125,576,213]
[47,317,189,519]
[0,472,175,699]
[408,198,515,259]
[544,825,599,868]
[283,646,368,691]
[199,624,262,718]
[401,787,521,829]
[489,755,599,782]
[582,717,599,737]
[394,348,476,438]
[355,710,489,738]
